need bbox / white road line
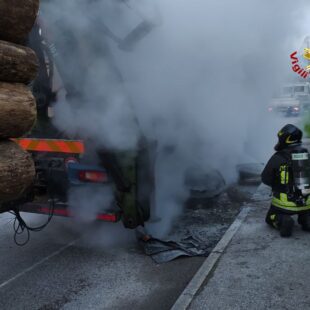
[171,206,251,310]
[0,238,79,290]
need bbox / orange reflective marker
[12,138,85,154]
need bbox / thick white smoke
[68,185,114,223]
[41,0,310,237]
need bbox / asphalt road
[0,183,257,310]
[0,213,204,310]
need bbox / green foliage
[302,112,310,138]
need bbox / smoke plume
[41,0,310,237]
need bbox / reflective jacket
[261,144,310,212]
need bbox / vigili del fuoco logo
[290,48,310,79]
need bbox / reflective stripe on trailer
[13,138,85,154]
[19,203,120,222]
[37,207,118,222]
[38,207,119,222]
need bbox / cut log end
[0,82,37,139]
[0,140,35,203]
[0,40,39,84]
[0,0,40,44]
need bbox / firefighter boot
[265,211,281,229]
[298,213,310,232]
[279,214,294,237]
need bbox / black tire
[237,163,264,185]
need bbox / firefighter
[262,124,310,237]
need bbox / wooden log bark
[0,82,37,138]
[0,140,35,203]
[0,0,40,44]
[0,40,38,84]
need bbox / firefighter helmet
[274,124,302,151]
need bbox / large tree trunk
[0,82,37,138]
[0,40,38,84]
[0,0,40,44]
[0,140,35,203]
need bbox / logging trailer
[3,3,156,231]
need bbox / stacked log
[0,141,36,202]
[0,83,37,138]
[0,0,40,204]
[0,40,38,84]
[0,0,40,44]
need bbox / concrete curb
[171,206,251,310]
